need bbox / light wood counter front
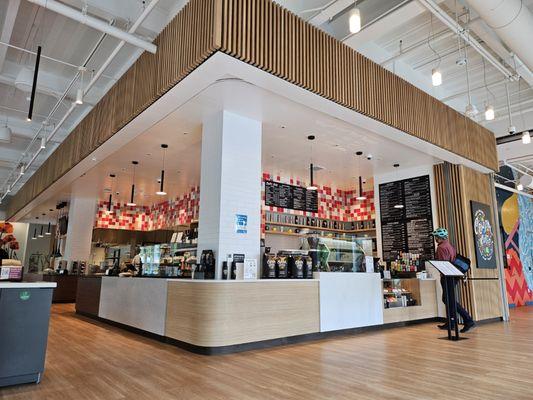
[165,280,320,348]
[383,279,438,324]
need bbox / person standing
[431,228,476,333]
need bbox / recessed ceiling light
[280,125,286,129]
[356,151,363,156]
[183,132,189,135]
[91,157,97,161]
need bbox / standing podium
[428,261,466,341]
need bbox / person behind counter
[431,228,476,333]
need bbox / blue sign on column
[235,214,248,234]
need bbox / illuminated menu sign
[265,180,319,212]
[379,175,435,261]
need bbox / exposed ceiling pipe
[0,41,114,79]
[47,0,160,144]
[0,0,161,202]
[0,30,108,197]
[27,0,157,54]
[417,0,518,80]
[307,0,353,25]
[495,182,533,199]
[381,29,455,66]
[464,0,533,72]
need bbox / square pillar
[63,181,98,263]
[197,111,262,279]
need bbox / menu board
[379,175,434,261]
[264,180,319,212]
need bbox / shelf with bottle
[264,211,376,234]
[382,278,420,309]
[140,243,197,278]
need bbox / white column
[197,110,262,279]
[63,180,98,263]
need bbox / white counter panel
[0,282,57,289]
[314,272,383,332]
[99,277,168,335]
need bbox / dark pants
[440,277,474,326]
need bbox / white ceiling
[19,78,438,222]
[0,0,187,197]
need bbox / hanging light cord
[427,14,441,69]
[482,59,496,104]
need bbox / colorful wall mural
[497,189,533,307]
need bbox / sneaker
[460,322,476,333]
[438,323,450,330]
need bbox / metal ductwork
[465,0,533,71]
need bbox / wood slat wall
[434,163,502,321]
[217,0,498,171]
[8,0,498,220]
[7,0,220,220]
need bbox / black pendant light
[393,163,404,209]
[307,135,317,191]
[32,227,37,240]
[39,225,44,238]
[356,176,367,201]
[156,144,168,196]
[127,161,138,206]
[27,46,42,122]
[45,222,51,236]
[108,174,115,211]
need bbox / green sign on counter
[19,290,31,301]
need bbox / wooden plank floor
[1,304,532,400]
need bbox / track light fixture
[484,104,495,121]
[349,3,361,34]
[431,68,442,87]
[127,161,138,206]
[523,131,531,144]
[40,136,46,149]
[156,144,168,196]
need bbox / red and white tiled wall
[94,174,375,231]
[95,186,200,231]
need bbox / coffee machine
[199,250,215,279]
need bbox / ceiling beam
[27,0,157,53]
[0,0,21,74]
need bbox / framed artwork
[470,201,497,269]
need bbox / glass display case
[302,236,366,272]
[140,243,197,278]
[383,278,421,308]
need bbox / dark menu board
[264,180,318,212]
[379,175,434,261]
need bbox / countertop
[0,282,57,289]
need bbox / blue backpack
[453,254,471,274]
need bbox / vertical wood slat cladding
[7,0,219,219]
[217,0,497,171]
[433,164,502,321]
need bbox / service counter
[76,274,439,354]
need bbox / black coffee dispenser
[200,250,215,279]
